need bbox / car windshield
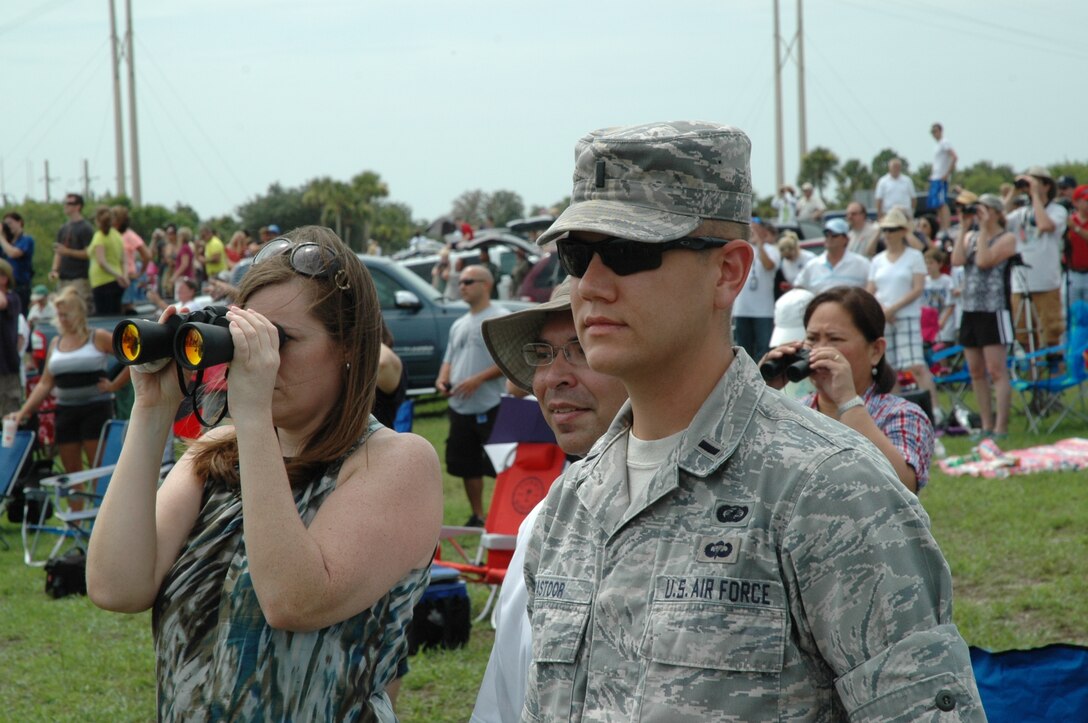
[361,255,444,302]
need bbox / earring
[346,362,351,370]
[872,365,878,377]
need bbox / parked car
[400,231,541,300]
[516,251,567,303]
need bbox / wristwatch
[837,396,865,416]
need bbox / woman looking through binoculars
[760,286,934,493]
[86,226,443,721]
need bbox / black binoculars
[759,348,812,383]
[112,306,284,372]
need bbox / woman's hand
[129,307,186,413]
[223,305,281,418]
[807,346,858,408]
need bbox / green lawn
[1,400,1086,721]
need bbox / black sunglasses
[556,235,729,278]
[459,278,480,286]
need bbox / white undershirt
[626,429,685,511]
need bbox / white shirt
[1007,202,1069,293]
[733,242,780,318]
[847,222,880,257]
[794,251,871,293]
[931,139,955,180]
[772,193,797,225]
[869,247,926,319]
[780,248,816,284]
[796,193,826,222]
[471,503,543,723]
[875,174,916,216]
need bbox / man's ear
[712,239,754,311]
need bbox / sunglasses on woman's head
[253,237,350,290]
[555,235,729,278]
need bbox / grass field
[1,398,1086,721]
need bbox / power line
[0,0,77,39]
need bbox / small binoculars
[759,348,812,383]
[112,306,284,371]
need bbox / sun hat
[769,289,815,348]
[1024,165,1053,181]
[955,190,978,205]
[537,121,753,246]
[482,278,575,392]
[879,207,913,231]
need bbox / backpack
[44,548,87,599]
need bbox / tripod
[1010,262,1057,417]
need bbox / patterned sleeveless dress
[153,418,430,722]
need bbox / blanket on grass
[939,437,1088,478]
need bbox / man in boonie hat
[519,121,983,721]
[473,277,627,721]
[1006,165,1069,351]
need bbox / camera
[759,348,811,383]
[112,305,284,372]
[1014,178,1031,190]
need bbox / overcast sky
[2,0,1083,223]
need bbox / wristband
[837,396,865,416]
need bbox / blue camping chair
[22,419,176,566]
[1009,300,1088,434]
[0,430,37,550]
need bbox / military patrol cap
[537,121,753,246]
[483,278,573,393]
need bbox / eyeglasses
[523,340,587,367]
[253,237,345,282]
[459,278,481,286]
[556,235,728,278]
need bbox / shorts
[959,310,1012,349]
[927,179,948,210]
[885,316,926,369]
[445,406,499,478]
[55,400,114,445]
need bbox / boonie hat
[537,121,753,246]
[823,218,849,236]
[1024,165,1053,181]
[769,288,815,348]
[801,182,814,191]
[482,278,575,392]
[30,284,49,301]
[955,190,978,205]
[879,207,913,231]
[977,194,1004,213]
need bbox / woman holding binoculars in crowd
[87,226,443,721]
[760,286,934,493]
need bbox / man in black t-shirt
[50,193,95,312]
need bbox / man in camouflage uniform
[521,121,984,721]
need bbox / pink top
[122,229,147,276]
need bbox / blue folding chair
[0,430,36,551]
[22,420,177,566]
[393,399,414,433]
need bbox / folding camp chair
[393,399,414,433]
[0,430,36,551]
[22,419,177,566]
[1009,301,1088,434]
[438,441,566,623]
[928,343,972,419]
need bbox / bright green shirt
[203,236,227,277]
[88,229,125,289]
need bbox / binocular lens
[182,328,205,368]
[118,323,142,362]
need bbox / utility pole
[109,0,127,198]
[41,160,59,202]
[82,159,93,199]
[796,0,807,160]
[124,0,141,206]
[773,0,785,191]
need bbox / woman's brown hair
[188,225,382,488]
[94,206,113,234]
[803,286,897,394]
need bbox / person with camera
[86,226,443,721]
[761,286,934,492]
[1006,167,1069,354]
[951,194,1017,439]
[5,287,129,483]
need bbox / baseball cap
[1074,185,1088,202]
[482,278,575,392]
[769,289,814,348]
[1058,175,1077,189]
[879,207,913,231]
[823,218,848,236]
[977,194,1004,213]
[267,224,281,235]
[30,284,48,301]
[537,121,753,246]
